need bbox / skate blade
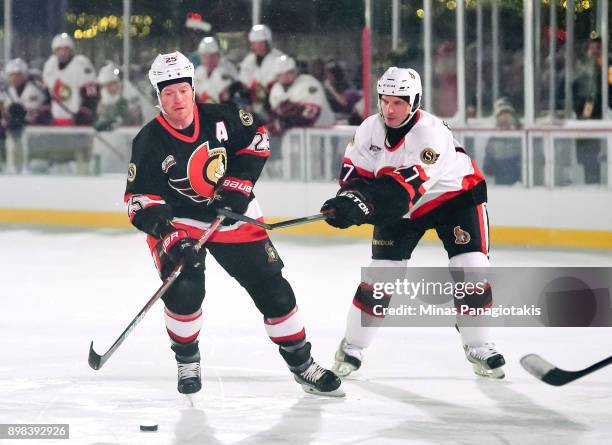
[300,384,346,398]
[332,361,358,377]
[471,362,505,379]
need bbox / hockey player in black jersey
[124,51,342,397]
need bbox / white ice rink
[1,227,612,444]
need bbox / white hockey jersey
[2,81,47,115]
[194,59,238,103]
[239,48,284,92]
[341,110,485,219]
[42,54,97,123]
[269,74,335,127]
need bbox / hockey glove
[321,190,373,229]
[162,230,203,272]
[214,177,252,225]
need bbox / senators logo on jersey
[168,142,227,203]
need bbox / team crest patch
[204,147,228,185]
[127,163,137,182]
[420,147,439,165]
[265,242,279,263]
[453,226,471,245]
[161,155,176,173]
[239,109,253,126]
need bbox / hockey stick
[216,208,332,230]
[88,216,224,370]
[520,353,612,386]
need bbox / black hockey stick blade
[216,208,331,230]
[520,353,612,386]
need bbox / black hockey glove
[320,189,373,229]
[162,230,203,272]
[214,177,252,225]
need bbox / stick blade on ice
[520,354,575,386]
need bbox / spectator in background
[42,33,99,125]
[433,41,458,117]
[323,60,362,124]
[483,99,522,185]
[1,58,51,131]
[572,37,612,184]
[268,55,334,134]
[193,36,238,104]
[94,64,143,132]
[239,24,283,118]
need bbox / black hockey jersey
[124,102,269,238]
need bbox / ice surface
[1,227,611,444]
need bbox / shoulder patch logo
[239,109,253,126]
[420,147,439,165]
[127,163,137,182]
[453,226,471,245]
[161,155,176,173]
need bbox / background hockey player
[42,33,98,125]
[268,54,335,134]
[238,24,283,118]
[321,67,505,379]
[124,51,342,397]
[193,36,238,104]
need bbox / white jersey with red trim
[341,110,484,219]
[42,54,97,122]
[194,59,238,103]
[239,48,284,92]
[1,81,47,114]
[269,74,335,127]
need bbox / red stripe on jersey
[52,118,74,126]
[264,306,298,325]
[269,328,306,343]
[410,161,484,219]
[156,104,201,143]
[352,298,385,318]
[341,157,375,181]
[477,204,487,254]
[166,328,200,343]
[235,148,270,157]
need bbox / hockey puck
[139,424,158,432]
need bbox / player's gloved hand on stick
[214,177,252,225]
[162,229,203,271]
[320,190,373,229]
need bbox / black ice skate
[172,340,202,394]
[177,361,202,394]
[464,343,506,379]
[280,342,344,397]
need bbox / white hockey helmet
[248,24,272,43]
[275,54,296,76]
[5,58,28,75]
[148,51,195,113]
[377,67,422,123]
[52,33,75,51]
[98,64,120,85]
[198,36,220,55]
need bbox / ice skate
[332,338,363,377]
[292,358,344,397]
[464,343,506,379]
[177,361,202,394]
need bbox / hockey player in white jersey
[238,24,283,116]
[268,55,335,130]
[193,36,238,104]
[1,58,50,128]
[321,67,505,379]
[42,33,98,125]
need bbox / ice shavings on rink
[1,227,611,444]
